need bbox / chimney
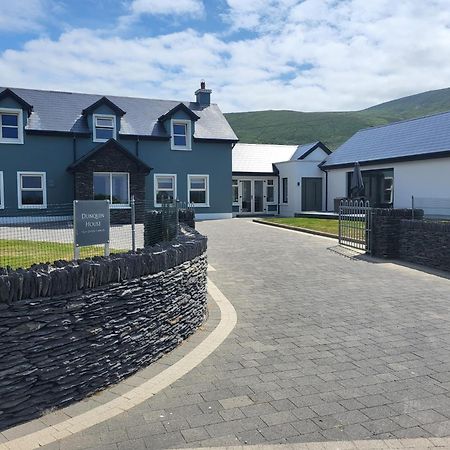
[195,79,212,106]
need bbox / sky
[1,0,450,112]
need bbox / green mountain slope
[225,87,450,149]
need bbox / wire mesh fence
[411,196,450,220]
[0,198,194,269]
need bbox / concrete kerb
[253,218,338,240]
[0,276,237,450]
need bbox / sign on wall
[73,200,110,256]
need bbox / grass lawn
[262,217,339,235]
[0,239,125,269]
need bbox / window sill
[0,139,23,145]
[191,204,210,208]
[110,205,131,209]
[171,147,192,151]
[18,205,47,209]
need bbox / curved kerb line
[0,277,237,450]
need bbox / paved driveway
[44,218,450,449]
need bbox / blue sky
[1,0,450,112]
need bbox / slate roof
[0,87,238,141]
[232,142,324,173]
[322,110,450,168]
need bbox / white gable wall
[295,146,330,162]
[326,157,450,212]
[275,160,325,216]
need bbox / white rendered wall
[275,160,325,216]
[326,157,450,211]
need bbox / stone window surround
[93,114,117,143]
[93,171,130,209]
[170,119,191,151]
[17,171,47,209]
[154,173,177,207]
[187,174,209,207]
[0,171,4,209]
[0,107,23,144]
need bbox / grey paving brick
[240,402,277,418]
[125,421,166,439]
[260,410,297,426]
[259,423,299,440]
[362,418,401,435]
[291,418,321,434]
[218,395,253,409]
[180,426,210,443]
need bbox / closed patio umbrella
[350,161,364,198]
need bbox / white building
[233,110,450,217]
[232,142,331,216]
[321,111,450,215]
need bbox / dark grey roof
[0,87,238,141]
[323,110,450,168]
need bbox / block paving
[34,218,450,449]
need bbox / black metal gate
[338,200,372,253]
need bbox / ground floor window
[282,177,288,203]
[267,179,275,203]
[0,172,3,209]
[17,172,47,209]
[232,179,238,204]
[154,174,176,206]
[347,168,394,207]
[188,174,209,207]
[93,172,130,207]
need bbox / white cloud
[0,0,59,32]
[128,0,204,16]
[1,0,450,113]
[119,0,204,27]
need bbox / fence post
[411,195,414,220]
[131,195,136,252]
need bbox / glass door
[240,180,252,213]
[254,180,264,213]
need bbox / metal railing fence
[338,199,372,253]
[0,198,194,269]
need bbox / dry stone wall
[0,226,207,431]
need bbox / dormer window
[93,114,116,142]
[171,119,191,151]
[0,108,23,144]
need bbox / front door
[239,180,266,214]
[302,178,322,211]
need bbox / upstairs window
[188,175,209,207]
[93,172,129,208]
[154,174,177,206]
[267,179,275,203]
[18,172,46,209]
[0,109,23,144]
[171,119,191,150]
[93,114,116,142]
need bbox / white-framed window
[93,172,130,208]
[267,179,275,203]
[171,119,191,150]
[188,174,209,207]
[282,177,288,203]
[17,172,47,209]
[93,114,116,142]
[0,108,23,144]
[154,174,177,207]
[0,172,4,209]
[232,179,239,205]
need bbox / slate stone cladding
[73,142,146,224]
[370,209,450,273]
[371,209,422,259]
[399,219,450,271]
[0,226,207,431]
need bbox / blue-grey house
[0,82,237,222]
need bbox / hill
[224,87,450,149]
